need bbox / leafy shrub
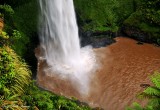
[124,0,160,42]
[13,0,38,37]
[11,0,39,73]
[139,0,160,26]
[74,0,134,32]
[126,102,154,110]
[0,31,9,46]
[0,95,27,110]
[0,4,30,57]
[21,81,92,110]
[0,4,15,36]
[10,30,29,56]
[0,45,31,96]
[12,0,38,59]
[0,4,14,15]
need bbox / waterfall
[38,0,97,95]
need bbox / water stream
[38,0,97,96]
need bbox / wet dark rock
[79,29,116,48]
[122,25,153,43]
[74,100,89,107]
[136,41,144,45]
[91,37,116,48]
[80,35,115,48]
[153,44,160,47]
[140,84,150,88]
[92,31,114,36]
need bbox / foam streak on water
[38,0,97,95]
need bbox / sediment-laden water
[36,37,160,110]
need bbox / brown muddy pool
[36,37,160,110]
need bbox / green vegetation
[124,0,160,43]
[127,72,160,110]
[74,0,134,32]
[0,4,29,57]
[0,4,14,16]
[0,0,39,73]
[21,81,92,110]
[74,0,160,43]
[0,81,92,110]
[0,1,38,67]
[12,0,39,72]
[0,45,31,96]
[0,28,31,108]
[126,102,153,110]
[0,29,31,97]
[0,4,14,35]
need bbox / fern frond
[143,87,160,97]
[6,94,19,101]
[138,92,155,99]
[0,46,31,96]
[132,102,143,110]
[145,105,154,110]
[148,99,160,110]
[149,99,160,106]
[151,72,160,89]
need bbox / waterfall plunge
[38,0,97,95]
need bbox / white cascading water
[38,0,97,95]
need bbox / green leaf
[151,73,160,89]
[143,87,160,96]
